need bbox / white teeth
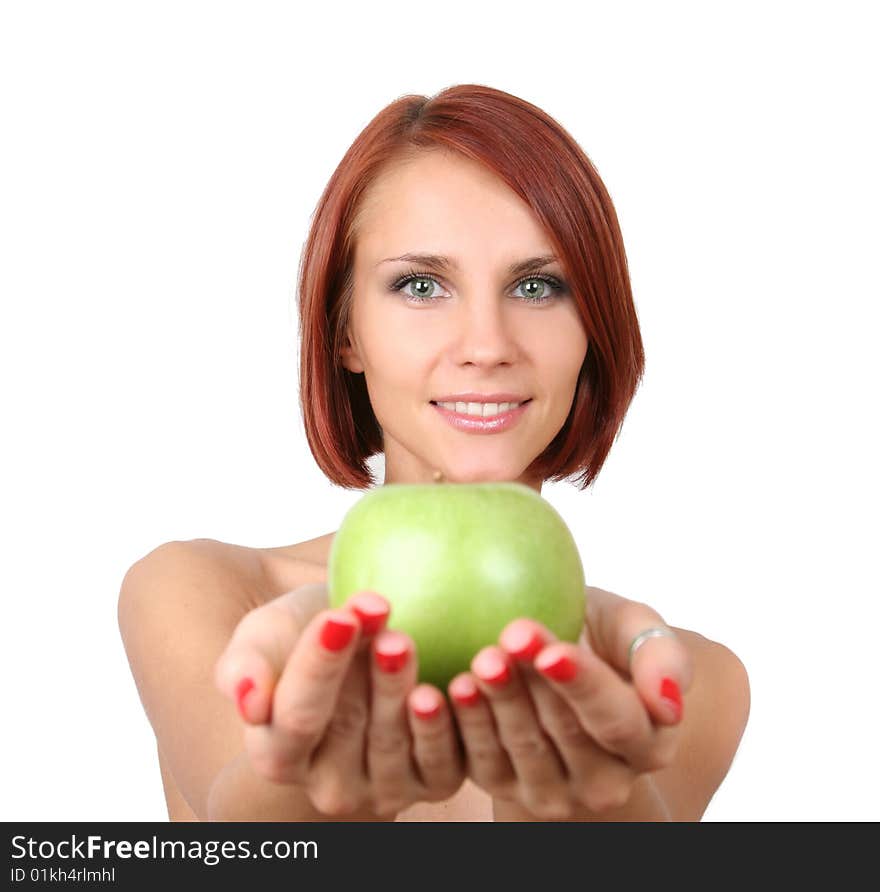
[436,400,523,417]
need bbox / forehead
[354,150,554,265]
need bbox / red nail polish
[536,653,578,682]
[660,677,683,721]
[348,591,390,636]
[375,643,409,673]
[503,624,544,660]
[412,689,442,720]
[320,617,356,652]
[235,677,255,720]
[451,678,482,707]
[474,652,510,686]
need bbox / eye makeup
[388,266,568,305]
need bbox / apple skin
[327,481,586,691]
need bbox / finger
[269,607,363,762]
[500,619,638,803]
[305,652,371,816]
[533,639,665,772]
[214,583,329,725]
[447,673,515,795]
[499,617,550,662]
[586,587,693,726]
[407,685,465,802]
[470,646,571,819]
[366,629,420,815]
[236,594,360,787]
[345,590,391,642]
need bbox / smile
[430,399,532,434]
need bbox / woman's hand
[214,584,465,818]
[446,585,694,820]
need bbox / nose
[453,296,520,367]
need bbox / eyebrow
[376,252,560,278]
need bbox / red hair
[296,83,645,490]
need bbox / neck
[384,466,543,495]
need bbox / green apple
[327,481,586,691]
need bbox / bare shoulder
[665,623,750,733]
[672,626,750,699]
[122,538,271,613]
[655,625,751,820]
[131,534,334,609]
[117,535,342,821]
[258,533,335,598]
[117,538,282,820]
[585,585,748,683]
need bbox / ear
[340,329,365,374]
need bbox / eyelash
[389,267,567,305]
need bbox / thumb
[285,583,391,646]
[284,582,330,624]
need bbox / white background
[2,0,877,821]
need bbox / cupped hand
[446,585,694,820]
[214,584,465,817]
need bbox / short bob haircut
[296,83,644,491]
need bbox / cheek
[530,326,586,376]
[358,336,434,401]
[361,314,444,369]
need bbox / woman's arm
[207,750,385,822]
[492,629,750,821]
[118,539,391,821]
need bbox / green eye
[390,269,566,305]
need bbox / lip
[430,399,532,434]
[432,392,529,403]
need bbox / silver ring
[628,626,677,670]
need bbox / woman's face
[341,150,589,493]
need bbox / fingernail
[450,676,482,707]
[375,635,409,673]
[536,653,578,682]
[412,688,442,720]
[319,617,357,652]
[660,677,683,721]
[348,591,390,636]
[473,651,510,686]
[235,677,255,720]
[502,624,544,660]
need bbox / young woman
[118,84,750,822]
